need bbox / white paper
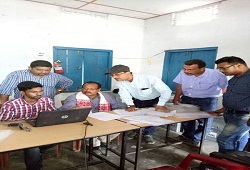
[0,130,13,143]
[89,112,121,121]
[173,112,212,118]
[125,115,175,126]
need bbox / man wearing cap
[109,64,172,144]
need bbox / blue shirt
[117,73,172,106]
[58,92,121,113]
[0,69,73,99]
[223,70,250,112]
[173,69,228,98]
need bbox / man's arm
[58,94,77,110]
[172,84,183,105]
[0,102,15,121]
[57,75,73,90]
[0,94,9,107]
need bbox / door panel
[53,47,112,92]
[162,47,218,91]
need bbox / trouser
[132,97,159,135]
[181,96,218,142]
[217,109,250,153]
[24,145,53,170]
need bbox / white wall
[0,0,144,85]
[142,0,250,77]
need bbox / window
[172,4,219,26]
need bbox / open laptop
[25,108,91,127]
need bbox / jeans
[181,96,218,142]
[132,97,159,135]
[24,145,54,170]
[24,147,42,170]
[217,110,250,153]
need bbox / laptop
[25,108,91,127]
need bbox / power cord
[83,120,93,170]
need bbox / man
[172,59,227,146]
[0,60,73,106]
[59,81,121,150]
[0,81,56,170]
[211,56,250,153]
[109,64,172,144]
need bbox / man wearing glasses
[172,59,228,146]
[109,64,172,144]
[211,56,250,153]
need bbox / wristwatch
[57,89,62,93]
[127,105,135,108]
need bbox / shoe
[127,131,137,140]
[175,135,192,142]
[191,141,200,147]
[92,147,103,155]
[143,135,155,144]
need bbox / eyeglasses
[217,65,234,71]
[82,88,98,91]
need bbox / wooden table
[0,117,139,170]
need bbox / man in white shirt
[109,65,172,144]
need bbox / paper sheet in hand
[89,112,121,121]
[0,130,13,143]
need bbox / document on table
[0,130,13,143]
[89,112,121,121]
[126,115,175,126]
[173,112,212,118]
[113,108,175,118]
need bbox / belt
[225,108,249,114]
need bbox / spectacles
[82,88,98,91]
[217,65,234,71]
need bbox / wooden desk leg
[55,144,62,158]
[199,118,208,154]
[0,152,9,170]
[73,140,82,152]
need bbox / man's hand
[172,96,180,105]
[247,118,250,126]
[154,106,170,113]
[208,108,225,116]
[125,106,138,112]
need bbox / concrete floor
[7,117,224,170]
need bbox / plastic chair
[148,153,250,170]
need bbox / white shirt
[117,73,172,106]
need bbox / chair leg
[0,152,9,170]
[55,144,62,158]
[73,140,82,152]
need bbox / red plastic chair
[148,153,250,170]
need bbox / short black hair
[215,56,247,66]
[82,81,102,89]
[184,59,206,68]
[17,81,43,92]
[30,60,52,68]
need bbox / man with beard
[211,56,250,153]
[0,81,56,170]
[172,59,227,146]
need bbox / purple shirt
[0,97,56,121]
[173,68,228,98]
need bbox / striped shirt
[0,97,56,121]
[0,69,73,99]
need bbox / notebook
[25,108,91,127]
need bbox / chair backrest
[178,153,250,170]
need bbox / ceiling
[24,0,226,20]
